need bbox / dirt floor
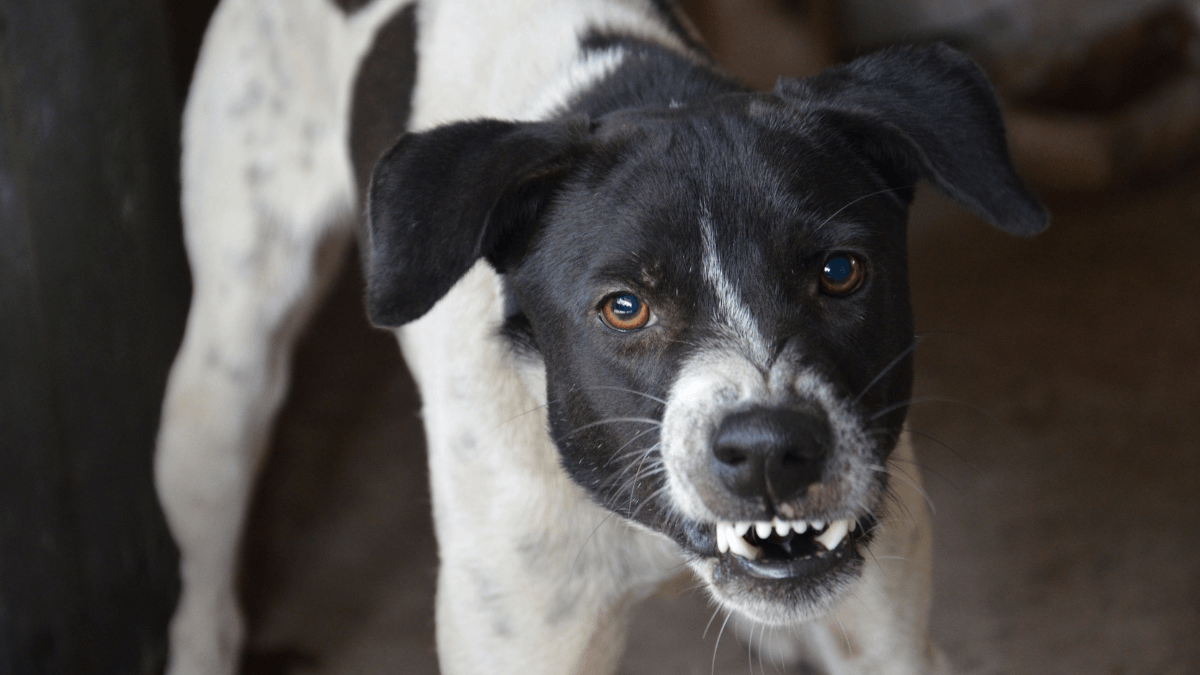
[234,157,1200,675]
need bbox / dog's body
[155,1,1045,673]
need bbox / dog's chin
[701,550,863,625]
[683,517,872,625]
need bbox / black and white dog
[155,0,1046,673]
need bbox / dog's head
[366,45,1045,624]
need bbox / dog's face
[366,46,1045,623]
[504,100,914,620]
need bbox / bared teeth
[715,522,759,559]
[814,519,852,551]
[724,522,760,559]
[715,517,858,560]
[727,531,760,559]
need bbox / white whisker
[712,611,732,675]
[871,463,936,515]
[703,605,723,639]
[869,396,998,423]
[815,185,916,232]
[853,338,921,404]
[567,511,616,582]
[565,416,662,436]
[583,384,668,405]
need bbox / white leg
[156,211,350,675]
[153,1,408,672]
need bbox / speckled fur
[156,1,959,674]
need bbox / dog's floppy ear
[366,118,587,327]
[776,44,1047,236]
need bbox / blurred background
[1,0,1197,673]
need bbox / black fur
[776,44,1047,235]
[350,3,418,197]
[366,117,591,326]
[367,43,1043,328]
[365,40,1045,591]
[508,92,922,524]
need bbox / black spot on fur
[349,3,417,200]
[331,0,373,14]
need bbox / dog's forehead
[538,104,895,292]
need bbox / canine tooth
[717,523,730,554]
[773,518,791,536]
[727,530,761,560]
[755,521,772,539]
[814,519,851,552]
[734,522,752,538]
[849,519,857,532]
[811,519,826,531]
[791,520,808,534]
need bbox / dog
[154,1,1047,673]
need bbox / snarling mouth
[712,517,863,579]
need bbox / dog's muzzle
[659,358,882,620]
[706,406,868,575]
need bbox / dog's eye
[601,293,652,331]
[820,253,865,296]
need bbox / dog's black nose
[711,407,832,504]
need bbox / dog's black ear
[776,44,1047,236]
[366,118,587,326]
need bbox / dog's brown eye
[820,253,865,296]
[601,293,651,331]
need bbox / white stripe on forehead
[699,206,770,366]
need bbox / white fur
[396,263,682,674]
[408,0,695,127]
[157,0,949,673]
[699,207,771,366]
[156,2,408,674]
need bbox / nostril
[780,450,807,466]
[713,444,749,466]
[780,441,823,466]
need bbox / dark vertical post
[0,0,190,672]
